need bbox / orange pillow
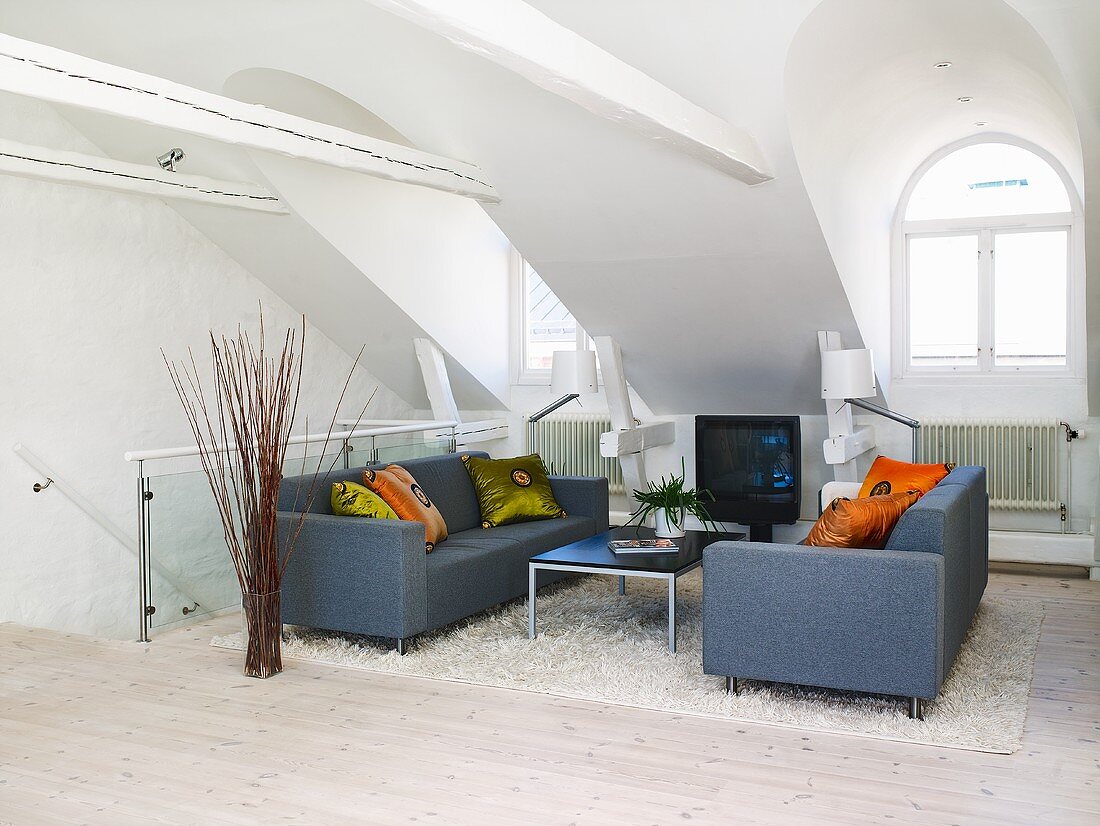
[804,491,921,549]
[857,456,955,498]
[362,465,448,553]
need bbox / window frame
[891,135,1085,385]
[510,249,599,385]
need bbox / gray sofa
[277,451,609,653]
[702,466,988,719]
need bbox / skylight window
[967,178,1027,190]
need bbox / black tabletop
[530,525,745,574]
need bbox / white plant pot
[654,507,686,538]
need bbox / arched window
[896,141,1077,376]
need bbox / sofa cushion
[425,531,529,628]
[330,481,398,520]
[382,452,486,534]
[487,515,598,556]
[363,465,449,553]
[804,491,921,549]
[276,451,488,522]
[462,453,565,527]
[858,455,955,498]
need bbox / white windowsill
[892,373,1085,388]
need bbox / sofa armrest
[702,541,945,698]
[549,475,610,531]
[819,481,863,514]
[278,512,429,638]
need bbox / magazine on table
[608,538,680,555]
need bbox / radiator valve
[1060,422,1079,442]
[1060,503,1067,522]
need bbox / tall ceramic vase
[654,507,686,538]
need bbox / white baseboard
[988,531,1094,567]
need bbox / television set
[695,415,801,542]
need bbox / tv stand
[748,524,773,543]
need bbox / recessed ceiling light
[934,61,953,69]
[957,96,974,103]
[975,121,989,127]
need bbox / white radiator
[918,418,1062,511]
[528,413,625,495]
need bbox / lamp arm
[845,398,919,429]
[529,394,579,423]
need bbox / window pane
[526,266,576,371]
[994,230,1067,367]
[908,235,979,367]
[906,144,1070,220]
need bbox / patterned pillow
[330,481,398,520]
[362,465,448,552]
[461,453,565,528]
[804,491,921,549]
[858,456,955,498]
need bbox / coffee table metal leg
[618,575,626,596]
[528,566,537,639]
[668,575,676,653]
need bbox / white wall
[0,94,413,640]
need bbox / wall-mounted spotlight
[156,147,186,172]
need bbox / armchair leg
[396,637,407,656]
[726,676,739,695]
[908,697,923,720]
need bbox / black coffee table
[528,526,744,652]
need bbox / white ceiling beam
[414,337,462,423]
[599,421,675,458]
[0,137,288,214]
[364,0,773,185]
[0,33,499,203]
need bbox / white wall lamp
[529,350,598,422]
[821,348,921,461]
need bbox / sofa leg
[908,697,923,720]
[726,676,738,695]
[396,637,407,656]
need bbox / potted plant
[627,458,720,538]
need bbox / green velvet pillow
[331,481,399,520]
[461,453,565,528]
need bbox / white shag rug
[213,571,1043,754]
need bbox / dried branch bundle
[164,312,371,677]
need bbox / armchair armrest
[278,512,428,639]
[702,541,945,698]
[549,475,610,531]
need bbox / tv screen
[695,416,801,530]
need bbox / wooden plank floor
[1,564,1097,825]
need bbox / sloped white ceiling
[0,0,867,417]
[0,1,1092,414]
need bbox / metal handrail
[123,420,459,463]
